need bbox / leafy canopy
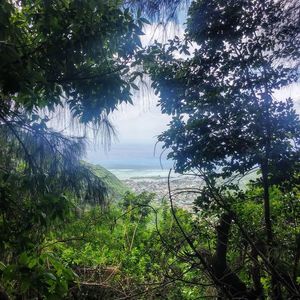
[0,0,146,123]
[145,0,300,184]
[0,1,149,298]
[143,0,300,298]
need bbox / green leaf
[0,261,6,271]
[44,272,57,281]
[139,17,151,25]
[130,83,139,90]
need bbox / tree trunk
[261,160,282,300]
[261,84,283,299]
[211,212,257,299]
[251,245,265,300]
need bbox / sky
[86,93,173,169]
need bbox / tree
[0,0,147,297]
[0,0,148,121]
[144,0,300,298]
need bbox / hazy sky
[107,22,183,144]
[86,92,173,168]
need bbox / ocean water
[87,143,176,180]
[107,168,178,180]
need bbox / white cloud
[141,22,185,46]
[273,82,300,111]
[110,94,171,145]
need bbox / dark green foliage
[1,0,300,298]
[146,0,300,180]
[1,251,76,299]
[143,0,300,298]
[45,192,206,299]
[0,115,107,297]
[0,1,147,298]
[0,0,146,123]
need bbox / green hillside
[84,162,129,199]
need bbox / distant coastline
[106,168,177,180]
[86,143,174,174]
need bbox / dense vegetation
[0,0,300,299]
[143,0,300,298]
[84,163,129,199]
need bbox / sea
[106,168,175,180]
[86,143,176,180]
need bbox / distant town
[123,175,203,211]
